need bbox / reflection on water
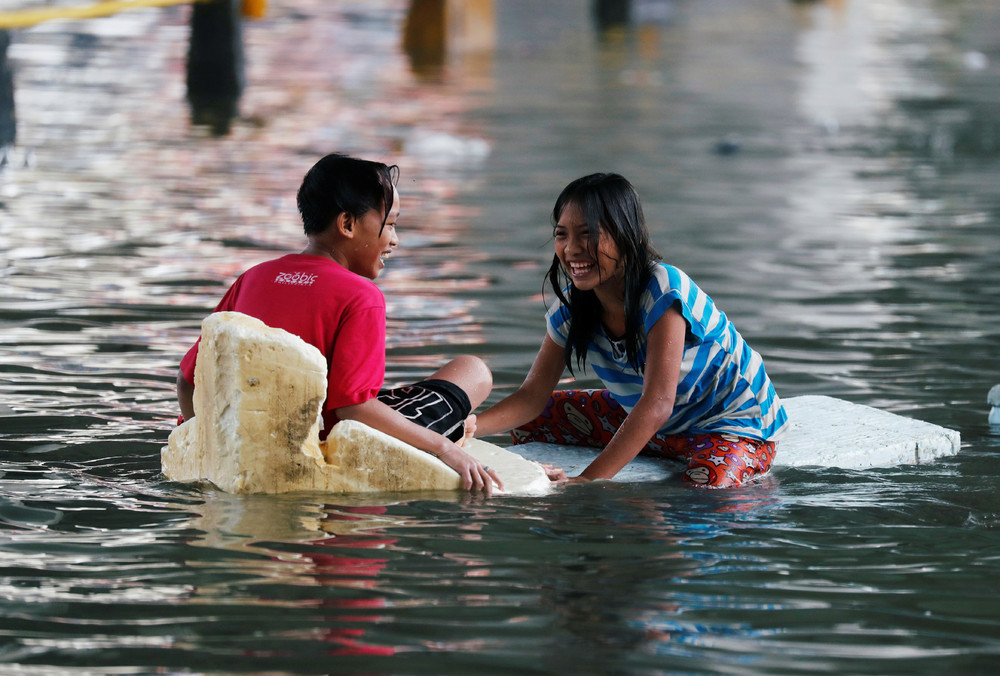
[2,0,1000,673]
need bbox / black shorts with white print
[377,379,472,442]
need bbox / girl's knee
[681,438,775,488]
[682,465,743,488]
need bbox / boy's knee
[467,355,493,387]
[464,356,493,405]
[443,355,492,408]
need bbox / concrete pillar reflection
[403,0,495,77]
[593,0,674,32]
[593,0,631,31]
[186,0,244,136]
[404,0,447,71]
[0,31,14,147]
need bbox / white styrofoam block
[989,385,1000,425]
[163,311,551,495]
[509,442,676,482]
[777,395,960,468]
[507,395,962,479]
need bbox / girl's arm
[578,305,687,481]
[475,335,566,437]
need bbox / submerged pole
[186,0,243,136]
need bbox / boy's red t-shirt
[180,254,386,436]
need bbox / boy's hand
[437,444,503,495]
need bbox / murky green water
[2,0,1000,673]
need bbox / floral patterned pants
[511,389,776,488]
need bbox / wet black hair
[546,173,661,374]
[296,153,400,236]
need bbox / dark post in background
[0,31,15,148]
[186,0,244,136]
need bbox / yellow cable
[0,0,205,29]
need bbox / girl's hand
[456,414,477,448]
[565,475,592,485]
[538,462,567,482]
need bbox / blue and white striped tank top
[545,263,789,441]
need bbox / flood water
[2,0,1000,673]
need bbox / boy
[177,154,500,493]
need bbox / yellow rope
[0,0,206,29]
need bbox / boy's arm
[177,370,195,421]
[335,398,502,495]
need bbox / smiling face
[351,187,400,280]
[553,200,623,295]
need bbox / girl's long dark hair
[547,173,661,374]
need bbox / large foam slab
[776,395,960,467]
[507,395,962,480]
[162,312,550,495]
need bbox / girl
[475,173,788,488]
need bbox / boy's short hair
[297,154,399,235]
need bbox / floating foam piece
[508,395,962,480]
[323,420,551,496]
[163,312,327,494]
[507,443,678,483]
[162,311,550,495]
[989,385,1000,425]
[776,395,960,468]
